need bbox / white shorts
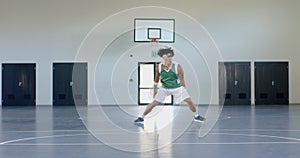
[154,86,190,104]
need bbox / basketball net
[150,38,159,57]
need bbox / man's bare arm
[177,64,186,87]
[153,64,160,97]
[154,64,160,84]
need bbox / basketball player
[134,47,205,123]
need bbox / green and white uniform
[154,62,190,104]
[159,62,181,89]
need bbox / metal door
[2,64,36,106]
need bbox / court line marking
[0,130,89,133]
[2,141,300,146]
[210,132,300,142]
[1,124,300,146]
[0,134,90,145]
[0,132,158,145]
[1,132,300,145]
[1,128,300,133]
[180,132,300,144]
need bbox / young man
[134,47,205,123]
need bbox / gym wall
[0,0,299,105]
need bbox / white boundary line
[1,128,300,133]
[2,141,300,146]
[1,132,300,146]
[0,134,90,145]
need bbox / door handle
[18,81,22,87]
[234,80,238,86]
[70,81,73,87]
[271,81,275,86]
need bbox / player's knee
[149,100,159,108]
[184,98,192,103]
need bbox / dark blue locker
[219,62,251,105]
[53,63,87,106]
[2,63,36,106]
[255,62,289,105]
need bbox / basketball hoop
[150,38,159,57]
[150,38,159,42]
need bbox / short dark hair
[157,47,174,57]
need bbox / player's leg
[184,97,196,112]
[184,97,205,122]
[143,100,160,116]
[134,88,168,123]
[172,87,205,122]
[134,100,160,123]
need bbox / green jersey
[159,62,181,89]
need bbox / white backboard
[134,19,175,43]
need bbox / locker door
[234,63,251,105]
[255,62,289,105]
[53,63,87,106]
[272,62,289,104]
[224,63,235,105]
[218,62,226,105]
[255,63,273,104]
[72,63,88,106]
[219,62,251,105]
[2,64,36,106]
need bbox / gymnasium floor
[0,105,300,158]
